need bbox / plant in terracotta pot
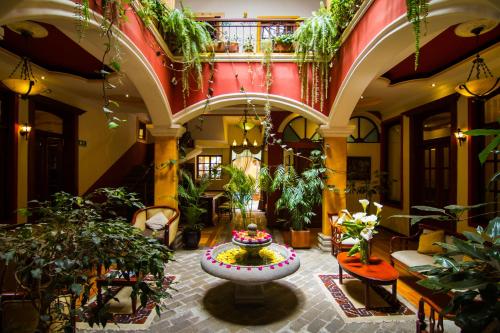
[178,170,211,249]
[273,33,294,53]
[271,151,325,248]
[243,37,254,53]
[337,199,383,263]
[228,34,240,53]
[0,188,172,331]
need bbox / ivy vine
[406,0,429,70]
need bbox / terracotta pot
[290,229,310,249]
[228,42,239,53]
[273,42,294,53]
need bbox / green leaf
[109,60,121,72]
[108,121,119,129]
[412,205,446,213]
[70,283,83,295]
[31,268,42,279]
[479,135,500,164]
[486,217,500,239]
[464,129,500,136]
[463,231,485,244]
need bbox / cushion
[145,212,168,230]
[391,250,435,268]
[341,237,358,245]
[417,230,445,254]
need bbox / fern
[138,1,212,104]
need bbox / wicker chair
[131,205,180,248]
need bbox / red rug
[318,274,415,323]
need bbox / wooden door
[33,131,65,201]
[420,138,452,208]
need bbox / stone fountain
[200,224,300,304]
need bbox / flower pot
[290,229,310,249]
[228,42,239,53]
[273,42,294,53]
[211,41,227,53]
[183,230,201,249]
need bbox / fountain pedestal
[234,284,265,305]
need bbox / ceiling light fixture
[455,26,499,99]
[2,57,47,98]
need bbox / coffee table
[337,252,399,309]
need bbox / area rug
[76,275,175,331]
[317,274,416,323]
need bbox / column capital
[148,124,185,138]
[318,125,353,138]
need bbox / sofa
[389,224,464,276]
[131,205,180,248]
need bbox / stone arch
[328,0,500,129]
[172,92,329,126]
[0,0,173,127]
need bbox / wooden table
[201,191,224,226]
[337,252,399,309]
[96,271,139,314]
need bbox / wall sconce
[19,122,32,140]
[454,128,467,146]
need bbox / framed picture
[347,157,371,181]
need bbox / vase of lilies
[337,199,383,264]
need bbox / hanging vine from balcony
[406,0,429,70]
[294,3,339,113]
[137,1,213,106]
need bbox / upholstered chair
[131,205,180,248]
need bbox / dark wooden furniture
[329,214,353,256]
[416,296,452,333]
[337,252,399,309]
[96,270,141,315]
[200,191,224,226]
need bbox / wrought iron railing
[196,18,303,53]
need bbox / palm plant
[223,165,257,228]
[177,170,211,232]
[271,162,325,231]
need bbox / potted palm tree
[271,151,325,248]
[178,171,211,249]
[223,165,257,228]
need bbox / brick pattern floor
[144,248,416,333]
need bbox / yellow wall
[16,99,29,223]
[78,108,138,194]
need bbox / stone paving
[146,248,418,333]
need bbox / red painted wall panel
[326,0,407,114]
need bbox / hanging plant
[406,0,429,70]
[137,1,213,105]
[294,2,340,113]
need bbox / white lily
[359,199,369,212]
[361,214,377,225]
[374,202,383,216]
[352,212,367,220]
[360,228,373,241]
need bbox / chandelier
[232,107,258,147]
[2,57,47,98]
[455,25,499,99]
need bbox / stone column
[317,126,351,252]
[149,125,185,208]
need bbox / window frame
[196,155,223,180]
[348,116,380,143]
[380,116,403,208]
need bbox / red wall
[169,62,303,114]
[326,0,407,115]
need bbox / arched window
[282,116,321,142]
[347,116,379,143]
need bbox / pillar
[150,125,185,208]
[317,126,351,251]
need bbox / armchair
[131,205,180,248]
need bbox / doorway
[28,96,81,202]
[410,97,457,232]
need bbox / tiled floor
[147,248,418,333]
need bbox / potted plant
[271,151,325,248]
[273,33,294,53]
[228,35,240,53]
[178,170,211,249]
[223,165,257,228]
[0,188,172,331]
[243,37,254,53]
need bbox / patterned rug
[318,274,416,323]
[76,275,175,331]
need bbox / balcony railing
[197,18,303,53]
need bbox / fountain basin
[201,243,300,284]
